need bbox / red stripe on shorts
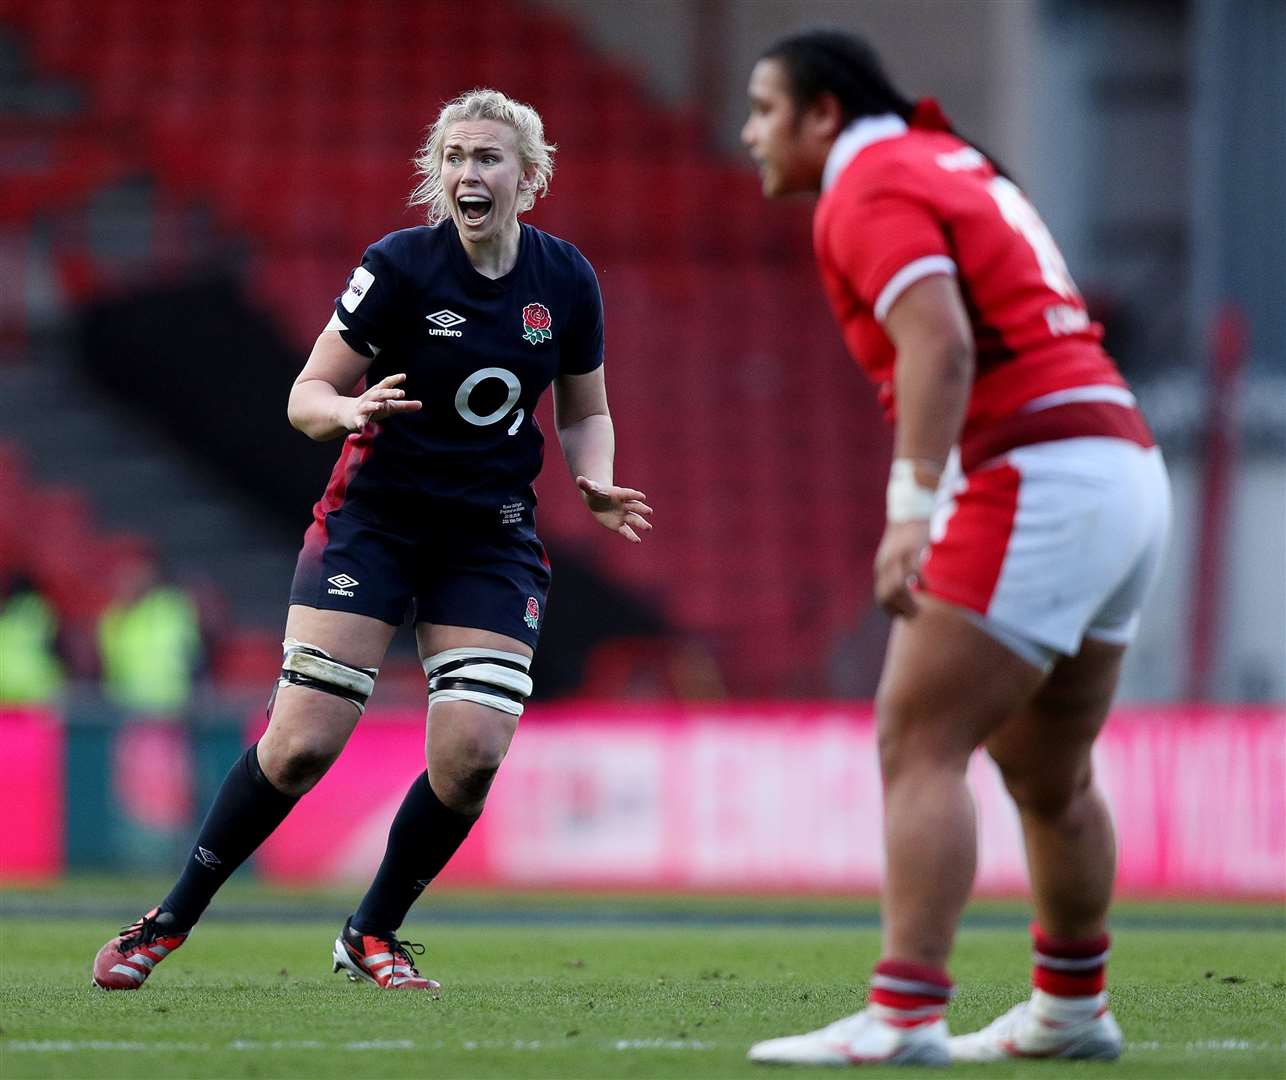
[917,462,1021,616]
[300,426,377,556]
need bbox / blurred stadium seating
[0,0,891,697]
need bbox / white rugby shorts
[918,437,1171,669]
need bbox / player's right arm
[287,331,422,441]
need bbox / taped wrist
[886,458,940,522]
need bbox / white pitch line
[13,1037,1280,1055]
[1128,1040,1286,1052]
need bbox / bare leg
[875,596,1046,970]
[985,637,1124,940]
[257,605,397,795]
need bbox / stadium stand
[0,0,890,696]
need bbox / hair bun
[910,97,952,132]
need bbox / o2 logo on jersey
[454,366,524,436]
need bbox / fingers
[619,524,641,544]
[623,500,653,518]
[875,555,920,618]
[625,512,652,533]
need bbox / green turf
[2,900,1284,1079]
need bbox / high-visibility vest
[0,592,65,704]
[98,586,201,712]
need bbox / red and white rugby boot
[92,908,188,990]
[332,918,440,992]
[949,991,1123,1062]
[748,1007,950,1067]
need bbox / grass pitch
[1,889,1282,1078]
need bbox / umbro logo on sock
[196,846,222,868]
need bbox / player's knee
[259,735,340,795]
[875,688,971,780]
[992,754,1092,820]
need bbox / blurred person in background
[740,28,1169,1067]
[0,571,65,705]
[92,88,651,993]
[97,549,203,714]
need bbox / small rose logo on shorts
[524,596,540,630]
[521,302,552,345]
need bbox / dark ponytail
[760,27,1011,180]
[760,28,914,125]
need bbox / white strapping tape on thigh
[422,647,533,717]
[281,638,378,698]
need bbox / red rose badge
[521,302,552,344]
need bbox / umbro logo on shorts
[426,309,466,337]
[327,573,359,597]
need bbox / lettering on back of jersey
[341,266,375,313]
[936,146,986,172]
[1044,305,1091,336]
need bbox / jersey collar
[821,113,909,192]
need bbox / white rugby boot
[949,990,1122,1062]
[748,1007,950,1067]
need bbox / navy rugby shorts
[289,503,551,648]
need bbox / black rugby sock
[159,743,299,931]
[351,771,478,936]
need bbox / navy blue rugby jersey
[321,220,604,526]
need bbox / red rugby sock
[868,959,953,1027]
[1031,923,1110,997]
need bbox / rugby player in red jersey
[741,29,1169,1066]
[92,89,651,993]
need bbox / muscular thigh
[985,636,1125,803]
[417,623,532,773]
[877,595,1047,767]
[265,605,399,754]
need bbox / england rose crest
[524,596,540,630]
[521,302,552,345]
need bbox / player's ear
[807,91,844,141]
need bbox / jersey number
[454,367,524,435]
[987,177,1081,302]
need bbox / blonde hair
[409,88,556,225]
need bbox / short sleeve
[559,256,605,376]
[330,240,406,356]
[825,191,955,323]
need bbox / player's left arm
[554,366,653,544]
[876,273,975,617]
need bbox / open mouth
[458,195,493,225]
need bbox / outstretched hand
[576,476,653,544]
[343,373,423,431]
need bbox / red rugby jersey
[813,116,1127,440]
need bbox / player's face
[441,119,530,243]
[742,58,828,197]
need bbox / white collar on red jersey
[821,113,909,192]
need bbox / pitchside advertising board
[3,705,1283,896]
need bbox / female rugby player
[93,88,652,992]
[740,30,1169,1066]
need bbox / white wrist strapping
[886,459,939,522]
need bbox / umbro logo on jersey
[327,573,359,597]
[426,309,466,337]
[196,846,221,869]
